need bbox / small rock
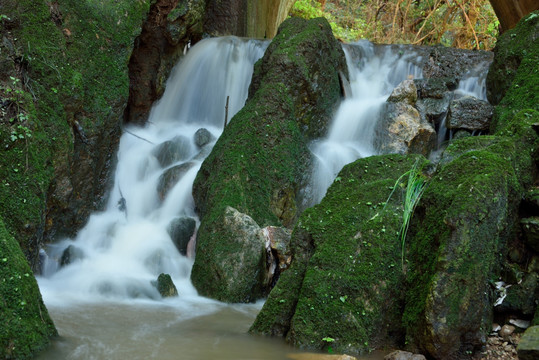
[60,244,84,267]
[387,80,418,106]
[194,128,215,148]
[500,324,516,340]
[510,319,531,329]
[152,135,191,168]
[492,323,501,332]
[384,350,426,360]
[167,217,196,255]
[155,273,178,298]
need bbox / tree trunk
[489,0,539,32]
[205,0,296,38]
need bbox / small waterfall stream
[309,41,423,204]
[35,35,490,359]
[36,37,308,360]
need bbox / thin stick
[124,128,154,144]
[224,95,230,128]
[455,0,480,50]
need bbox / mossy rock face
[1,217,57,359]
[191,17,346,302]
[487,11,539,131]
[0,0,152,269]
[404,147,522,359]
[251,154,430,355]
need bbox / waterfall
[309,41,423,204]
[39,36,268,304]
[454,61,490,101]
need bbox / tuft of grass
[384,159,427,271]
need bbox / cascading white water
[309,41,423,204]
[39,36,267,303]
[454,61,490,101]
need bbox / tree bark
[489,0,539,32]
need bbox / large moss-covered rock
[251,154,430,355]
[1,218,57,359]
[0,0,152,270]
[403,106,539,358]
[486,10,539,130]
[191,17,346,302]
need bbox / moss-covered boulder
[251,154,430,355]
[486,10,539,130]
[403,148,521,358]
[155,273,178,298]
[403,108,539,358]
[191,17,347,302]
[1,219,57,359]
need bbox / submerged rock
[152,135,191,168]
[156,273,178,298]
[167,217,196,256]
[384,350,426,360]
[156,162,196,201]
[194,128,215,148]
[59,244,84,267]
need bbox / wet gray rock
[195,206,269,302]
[156,162,196,201]
[167,217,196,255]
[194,128,215,148]
[375,102,436,156]
[387,79,417,106]
[152,135,191,168]
[156,273,178,297]
[447,96,493,131]
[60,244,84,267]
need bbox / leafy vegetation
[385,159,427,271]
[290,0,499,49]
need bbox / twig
[413,0,443,43]
[224,95,229,128]
[124,128,154,144]
[455,0,480,50]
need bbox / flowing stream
[36,37,307,360]
[309,41,423,203]
[36,35,488,359]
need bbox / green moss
[0,217,57,359]
[0,0,150,264]
[253,154,430,354]
[487,11,539,130]
[404,149,521,357]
